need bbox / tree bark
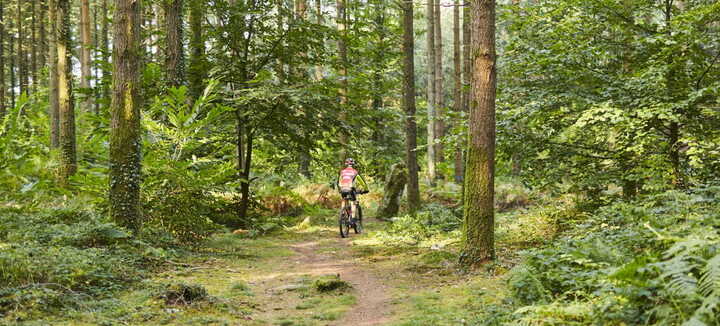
[93,2,100,114]
[433,0,444,169]
[164,0,184,87]
[8,15,14,108]
[402,0,420,213]
[188,0,206,101]
[460,0,496,268]
[80,0,93,112]
[17,0,28,96]
[425,0,437,183]
[462,0,471,114]
[56,0,77,185]
[48,0,59,148]
[337,0,348,166]
[31,0,37,92]
[238,128,254,225]
[453,0,463,184]
[110,0,143,232]
[0,0,5,117]
[101,0,110,105]
[39,0,47,72]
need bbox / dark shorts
[340,189,356,201]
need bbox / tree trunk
[315,0,325,81]
[93,2,100,114]
[337,0,348,166]
[402,0,420,213]
[314,0,324,80]
[39,0,47,72]
[101,0,110,105]
[238,128,254,225]
[460,0,496,268]
[296,0,312,178]
[80,0,93,112]
[0,0,5,117]
[462,0,471,114]
[110,0,143,232]
[453,0,463,184]
[8,16,14,108]
[31,0,37,92]
[56,0,76,185]
[663,1,685,189]
[433,0,444,170]
[164,0,184,87]
[460,0,471,200]
[17,0,27,96]
[376,163,408,220]
[370,0,385,144]
[188,0,206,101]
[48,0,59,148]
[425,0,437,183]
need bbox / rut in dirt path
[290,239,393,326]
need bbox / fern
[698,253,720,297]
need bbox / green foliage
[0,208,169,316]
[0,96,57,202]
[497,1,720,195]
[380,204,462,243]
[142,83,236,242]
[494,187,720,325]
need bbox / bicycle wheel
[353,205,363,234]
[339,209,350,238]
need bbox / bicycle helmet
[344,158,356,166]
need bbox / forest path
[288,237,393,326]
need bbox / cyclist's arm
[356,174,369,192]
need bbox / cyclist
[337,158,368,222]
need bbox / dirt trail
[290,239,393,326]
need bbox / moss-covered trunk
[460,0,496,268]
[0,0,5,117]
[56,0,77,185]
[110,0,143,232]
[401,0,420,213]
[188,0,206,101]
[377,163,408,220]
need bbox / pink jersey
[339,167,358,190]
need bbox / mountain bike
[339,190,367,238]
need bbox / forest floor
[36,206,522,326]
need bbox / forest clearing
[1,0,719,325]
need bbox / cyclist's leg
[351,189,359,220]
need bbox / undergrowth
[0,208,172,320]
[483,187,720,325]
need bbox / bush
[144,182,226,244]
